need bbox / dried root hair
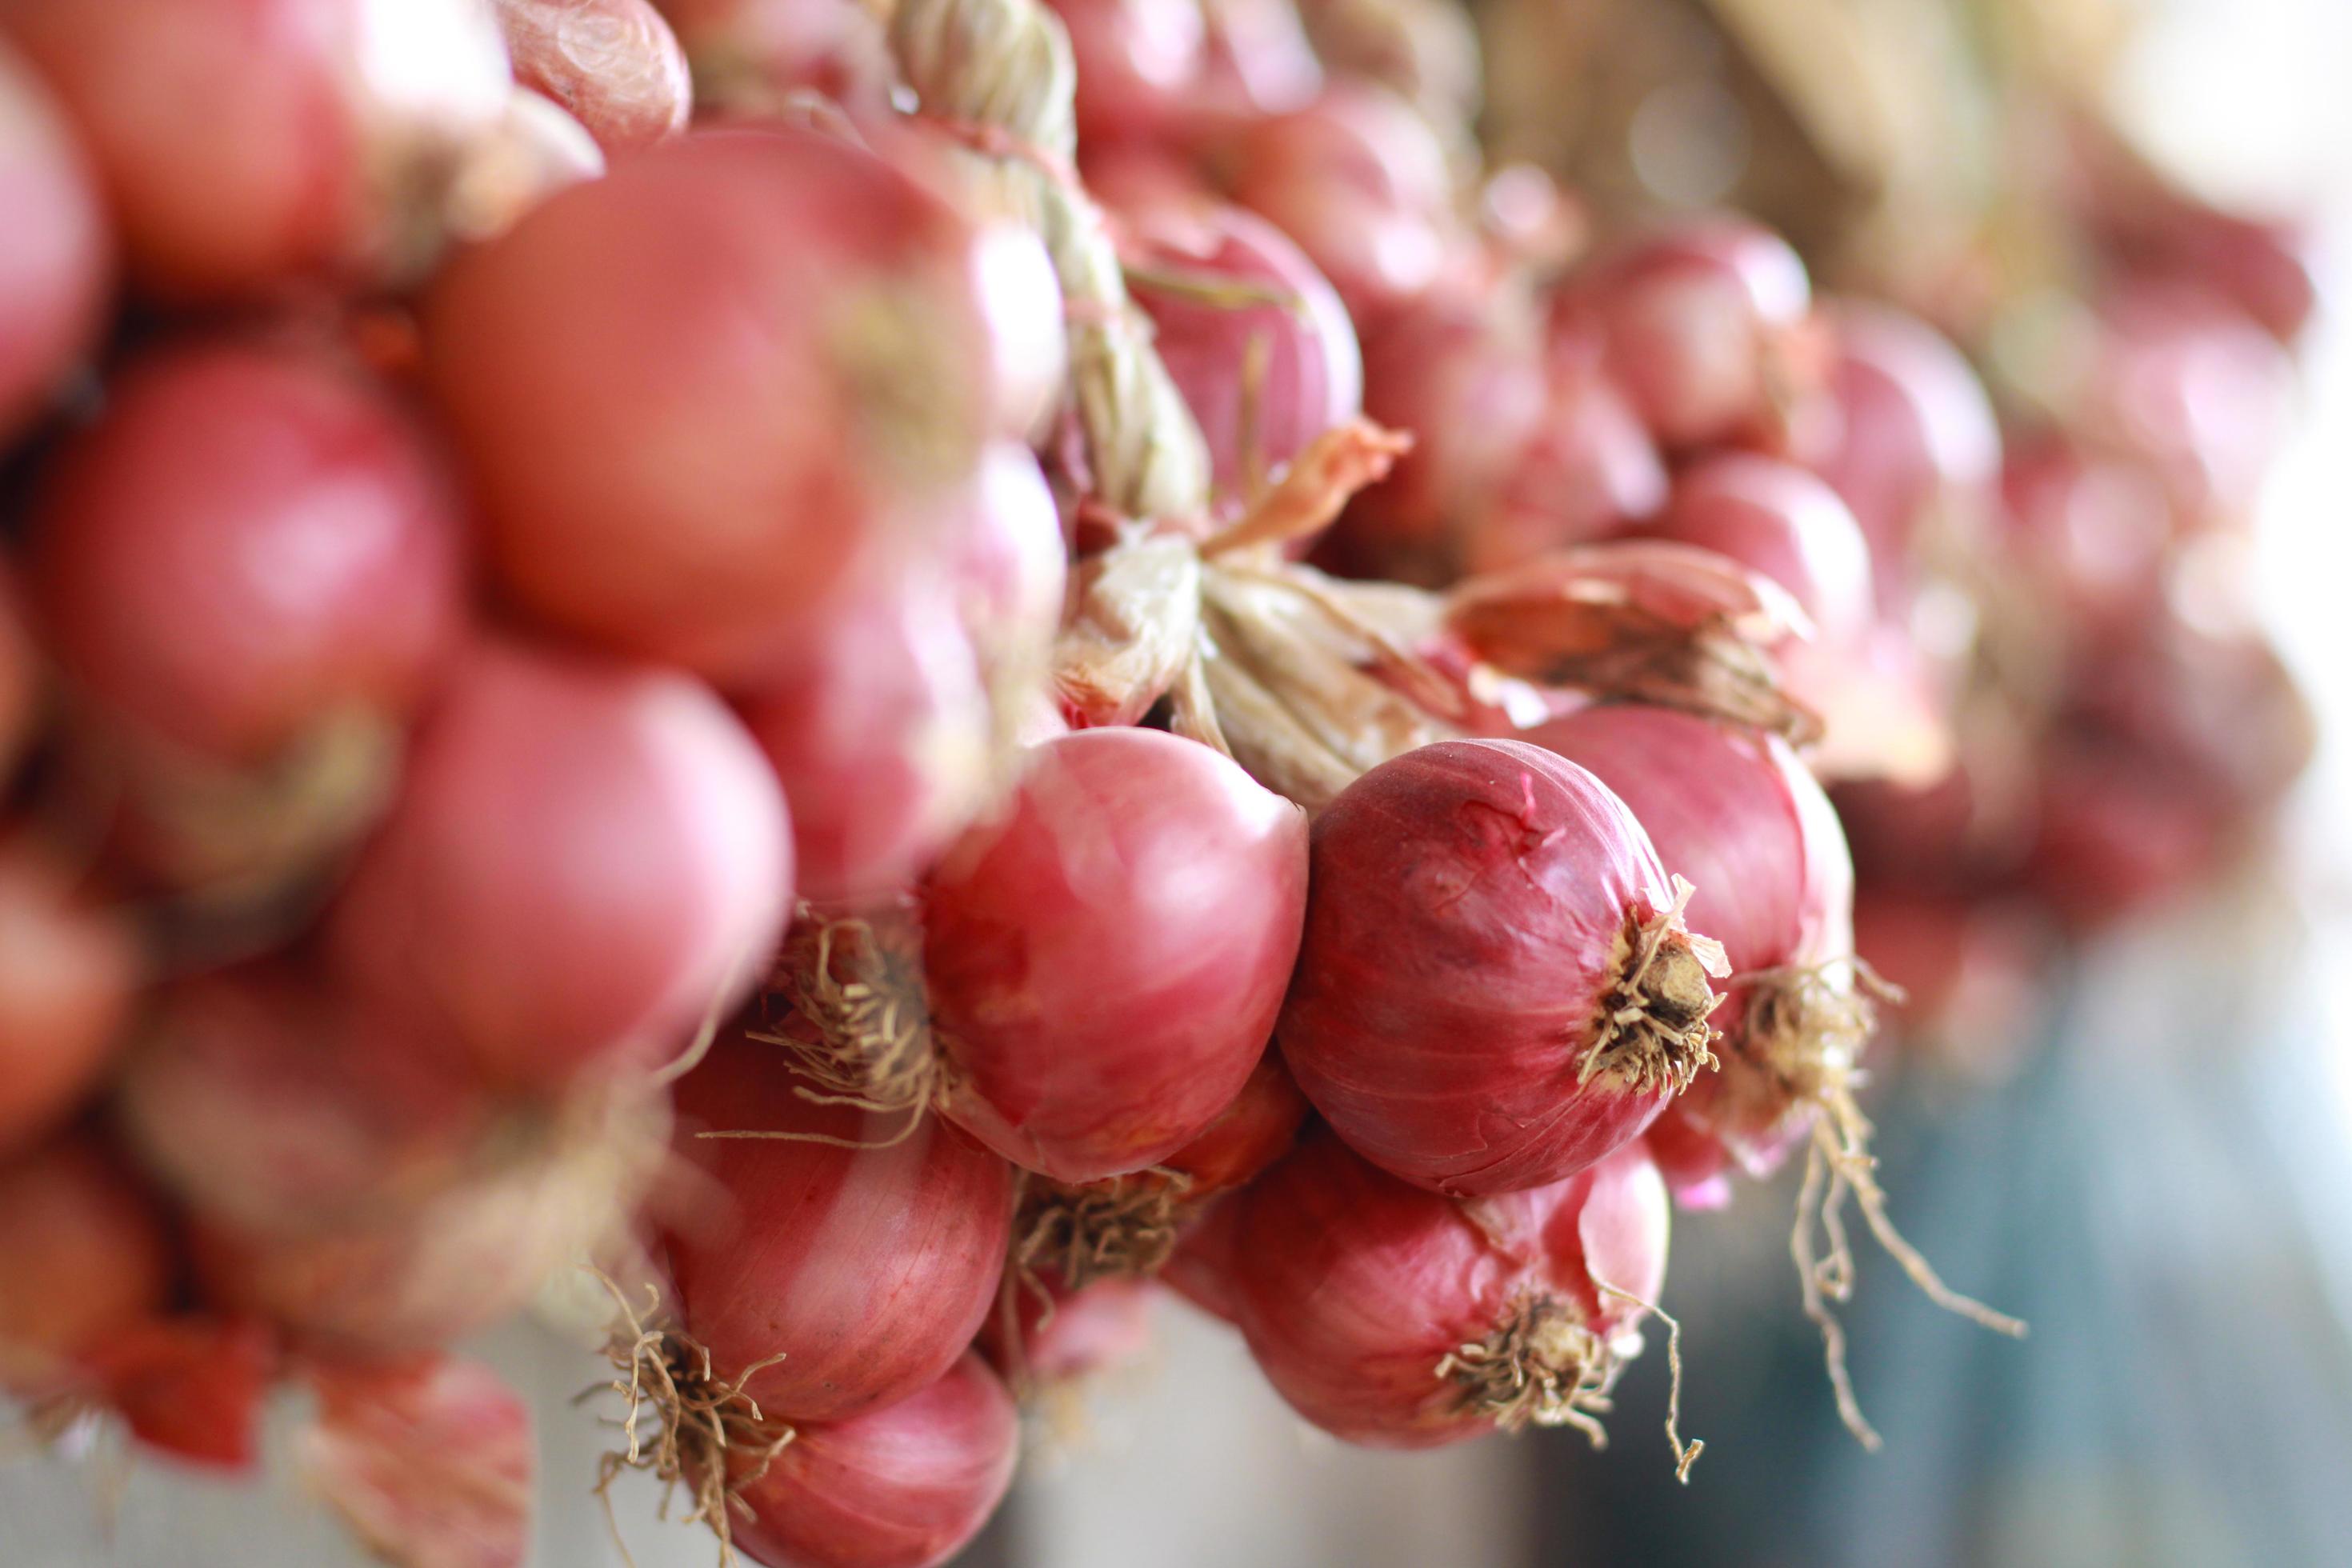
[584,1276,795,1567]
[1789,1089,2027,1451]
[1013,1169,1194,1294]
[1582,876,1730,1096]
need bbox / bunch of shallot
[0,0,2311,1564]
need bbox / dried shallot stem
[890,0,1210,520]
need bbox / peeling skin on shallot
[1444,540,1822,745]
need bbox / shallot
[1279,738,1725,1196]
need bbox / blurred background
[9,0,2352,1563]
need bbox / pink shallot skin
[1122,202,1363,506]
[1531,704,1857,1182]
[923,727,1310,1185]
[1279,738,1706,1197]
[1228,1129,1666,1448]
[666,1028,1016,1424]
[726,1352,1019,1568]
[0,38,108,442]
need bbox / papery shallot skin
[665,1028,1015,1423]
[728,1352,1018,1568]
[923,727,1310,1184]
[1227,1128,1665,1448]
[492,0,693,153]
[1278,738,1717,1197]
[1529,704,1856,1181]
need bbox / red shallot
[663,1026,1015,1422]
[0,37,107,442]
[1122,201,1363,505]
[2,0,513,298]
[1565,215,1820,454]
[0,834,140,1153]
[722,1352,1018,1568]
[1228,1130,1686,1461]
[921,727,1310,1182]
[1279,738,1726,1196]
[326,638,791,1090]
[422,126,997,678]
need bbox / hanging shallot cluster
[0,0,2312,1564]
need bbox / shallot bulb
[422,126,997,678]
[741,578,991,909]
[978,1275,1158,1392]
[0,38,108,442]
[326,638,791,1090]
[1462,356,1666,577]
[193,1079,665,1355]
[1803,300,1998,594]
[0,1136,173,1392]
[1532,706,2022,1442]
[1,0,512,298]
[922,728,1310,1182]
[1327,287,1548,584]
[1279,738,1726,1197]
[1013,1050,1307,1289]
[1639,454,1875,652]
[28,340,466,765]
[725,1353,1018,1568]
[26,338,468,894]
[491,0,693,153]
[1566,215,1821,453]
[1998,431,2176,642]
[770,730,1306,1185]
[0,834,141,1154]
[114,967,504,1238]
[1046,0,1209,147]
[1229,83,1459,323]
[298,1354,535,1568]
[951,442,1070,699]
[1123,202,1363,506]
[2074,280,2295,526]
[968,222,1067,442]
[663,1026,1015,1422]
[1194,0,1323,123]
[1229,1130,1676,1453]
[1526,705,1854,1183]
